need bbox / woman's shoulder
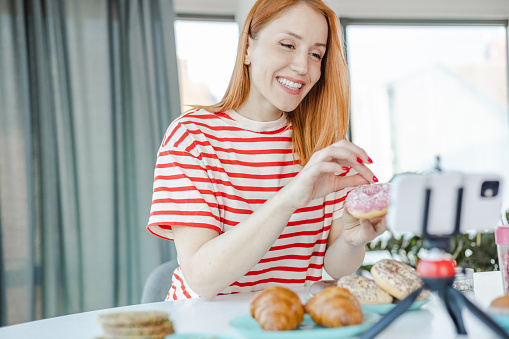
[161,108,228,147]
[175,107,215,121]
[172,108,233,125]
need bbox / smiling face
[238,3,328,121]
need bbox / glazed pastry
[337,274,393,304]
[345,183,390,219]
[250,286,304,331]
[371,259,429,301]
[305,286,363,328]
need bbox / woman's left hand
[341,208,388,247]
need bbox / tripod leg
[449,287,509,339]
[443,287,467,334]
[359,288,421,339]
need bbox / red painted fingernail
[373,176,379,183]
[367,157,373,164]
[342,166,350,171]
[356,157,363,164]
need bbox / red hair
[194,0,350,166]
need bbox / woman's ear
[244,41,251,65]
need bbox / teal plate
[361,295,432,315]
[492,315,509,333]
[230,311,379,339]
[167,334,237,339]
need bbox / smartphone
[387,172,504,235]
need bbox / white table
[0,271,506,339]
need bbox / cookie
[371,259,429,301]
[97,310,170,327]
[337,274,393,304]
[97,310,174,338]
[102,319,173,337]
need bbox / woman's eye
[279,42,295,49]
[310,53,322,61]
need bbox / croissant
[250,286,304,331]
[305,286,363,328]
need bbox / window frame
[176,13,235,22]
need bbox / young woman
[147,0,387,300]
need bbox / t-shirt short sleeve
[147,122,221,241]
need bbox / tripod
[360,253,509,339]
[360,180,509,339]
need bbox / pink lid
[495,226,509,245]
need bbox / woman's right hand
[282,139,377,209]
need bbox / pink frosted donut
[345,183,390,219]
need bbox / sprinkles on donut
[345,183,390,219]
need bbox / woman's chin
[275,101,300,113]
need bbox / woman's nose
[289,52,308,75]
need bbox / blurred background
[0,0,508,326]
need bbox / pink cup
[495,226,509,294]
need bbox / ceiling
[173,0,237,17]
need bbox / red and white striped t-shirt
[147,109,350,300]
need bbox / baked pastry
[345,183,390,219]
[305,286,363,328]
[250,286,304,331]
[337,274,393,304]
[491,294,509,308]
[96,310,174,338]
[488,294,509,315]
[371,259,429,301]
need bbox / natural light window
[345,24,509,212]
[174,20,239,112]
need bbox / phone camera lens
[481,181,499,197]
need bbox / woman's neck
[236,98,283,122]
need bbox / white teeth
[277,78,303,90]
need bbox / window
[174,20,239,112]
[344,22,509,214]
